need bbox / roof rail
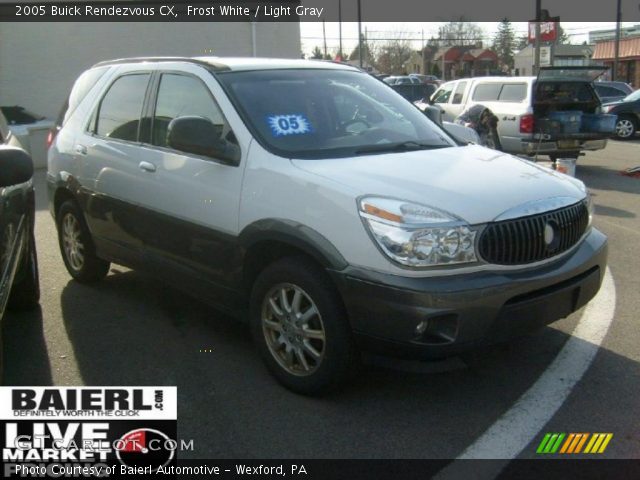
[91,56,231,71]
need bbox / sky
[299,22,638,58]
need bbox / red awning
[593,37,640,61]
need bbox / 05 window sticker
[266,114,313,137]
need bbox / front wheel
[615,116,637,140]
[250,256,359,395]
[57,200,110,283]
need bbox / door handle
[74,144,87,155]
[138,161,157,173]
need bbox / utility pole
[338,0,343,60]
[322,21,327,59]
[534,0,541,75]
[421,29,425,74]
[613,0,622,81]
[357,0,363,68]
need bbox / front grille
[478,201,589,265]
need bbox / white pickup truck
[429,67,612,160]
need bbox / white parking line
[435,267,616,478]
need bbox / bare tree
[438,18,485,46]
[374,33,414,74]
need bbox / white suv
[48,57,608,394]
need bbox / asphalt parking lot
[3,140,640,460]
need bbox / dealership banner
[0,387,178,477]
[0,0,639,22]
[0,388,638,478]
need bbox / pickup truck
[429,67,613,160]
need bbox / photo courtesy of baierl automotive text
[0,0,639,478]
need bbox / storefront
[592,36,640,88]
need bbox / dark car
[0,146,40,345]
[383,75,421,85]
[602,89,640,139]
[593,81,634,104]
[0,106,46,126]
[409,74,442,86]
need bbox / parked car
[429,67,612,160]
[49,57,607,394]
[0,146,40,319]
[0,106,54,169]
[0,106,46,125]
[409,74,442,86]
[389,81,436,103]
[383,75,421,85]
[593,81,634,104]
[602,89,640,140]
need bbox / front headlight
[358,197,479,267]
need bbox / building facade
[589,25,640,44]
[0,22,301,119]
[592,36,640,88]
[514,44,594,77]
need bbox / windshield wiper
[355,141,449,155]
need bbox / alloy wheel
[62,213,85,272]
[261,283,326,376]
[616,119,635,138]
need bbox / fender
[238,219,348,271]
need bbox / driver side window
[432,84,454,104]
[151,73,235,149]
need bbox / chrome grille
[479,201,589,265]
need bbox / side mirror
[0,146,34,187]
[167,116,240,166]
[422,105,443,126]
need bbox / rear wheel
[615,115,637,140]
[57,200,109,283]
[250,256,359,395]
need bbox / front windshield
[623,89,640,102]
[216,68,455,159]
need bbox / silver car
[430,67,611,160]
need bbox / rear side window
[472,83,501,101]
[498,83,527,102]
[452,81,467,104]
[151,73,228,148]
[95,74,150,142]
[595,85,624,97]
[60,67,109,127]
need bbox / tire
[615,115,637,140]
[57,200,109,283]
[250,256,359,395]
[7,232,40,311]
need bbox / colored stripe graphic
[536,433,552,454]
[559,433,575,454]
[539,433,613,454]
[574,433,589,453]
[536,433,565,453]
[585,433,614,454]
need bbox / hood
[291,145,587,225]
[602,100,624,108]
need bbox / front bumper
[330,228,608,359]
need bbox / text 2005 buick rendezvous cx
[47,58,607,394]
